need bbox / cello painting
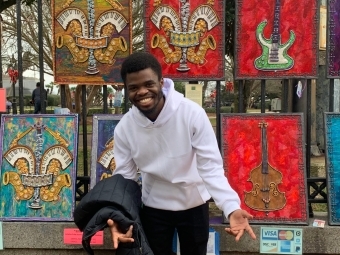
[221,113,308,225]
[244,121,286,214]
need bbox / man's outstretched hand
[225,209,256,241]
[107,219,134,249]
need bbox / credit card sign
[260,227,302,254]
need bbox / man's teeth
[140,98,151,103]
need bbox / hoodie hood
[131,78,184,128]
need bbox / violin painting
[244,121,286,214]
[221,113,308,224]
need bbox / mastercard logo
[278,230,294,240]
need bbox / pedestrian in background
[31,82,47,114]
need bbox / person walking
[107,52,256,255]
[31,82,46,114]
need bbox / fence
[0,1,329,219]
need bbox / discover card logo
[262,241,278,252]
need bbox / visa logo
[262,229,278,240]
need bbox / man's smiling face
[126,68,164,121]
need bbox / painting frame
[90,114,123,189]
[327,0,340,78]
[144,0,226,81]
[52,0,133,85]
[324,113,340,225]
[221,113,308,225]
[234,0,319,80]
[0,114,78,221]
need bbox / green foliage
[47,95,61,106]
[21,109,55,114]
[225,0,236,58]
[204,106,233,113]
[87,108,109,115]
[174,82,185,95]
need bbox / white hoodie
[113,78,240,217]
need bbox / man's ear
[160,78,164,87]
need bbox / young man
[108,52,256,255]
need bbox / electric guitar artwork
[254,0,295,71]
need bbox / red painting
[221,114,308,224]
[144,0,225,81]
[235,0,318,79]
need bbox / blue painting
[90,114,123,189]
[324,113,340,225]
[0,114,78,221]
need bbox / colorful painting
[0,114,78,221]
[324,113,340,225]
[221,114,308,224]
[144,0,225,81]
[235,0,318,79]
[52,0,132,84]
[327,0,340,77]
[90,114,122,189]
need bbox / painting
[221,114,308,224]
[0,114,78,221]
[52,0,132,84]
[327,0,340,77]
[90,114,123,189]
[144,0,225,81]
[324,113,340,225]
[235,0,318,79]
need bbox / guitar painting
[244,121,286,215]
[254,0,295,71]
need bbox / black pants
[141,202,209,255]
[34,99,41,114]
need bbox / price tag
[260,227,302,254]
[64,228,103,245]
[312,219,325,228]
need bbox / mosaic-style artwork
[324,113,340,225]
[235,0,318,79]
[327,0,340,77]
[221,114,308,224]
[144,0,225,81]
[52,0,132,84]
[0,114,78,221]
[90,114,122,189]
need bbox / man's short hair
[36,82,40,87]
[120,52,162,84]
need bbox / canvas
[221,113,308,224]
[327,0,340,78]
[144,0,225,81]
[324,113,340,225]
[52,0,132,84]
[90,114,123,189]
[0,114,78,221]
[235,0,318,79]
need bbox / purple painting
[90,114,123,189]
[328,0,340,77]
